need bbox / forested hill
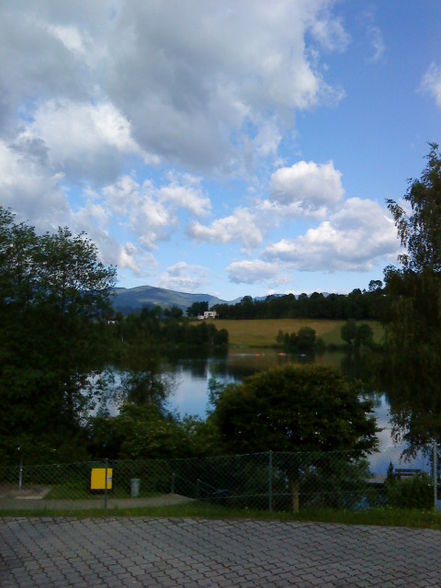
[112,282,387,320]
[112,285,228,314]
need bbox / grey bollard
[130,478,140,498]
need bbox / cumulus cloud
[0,138,69,231]
[264,198,399,271]
[21,99,156,184]
[0,137,153,275]
[310,14,350,52]
[0,0,348,173]
[421,63,441,109]
[188,208,263,250]
[159,262,208,292]
[188,159,347,250]
[227,260,286,285]
[159,175,211,217]
[269,160,344,216]
[102,173,214,250]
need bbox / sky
[1,0,440,301]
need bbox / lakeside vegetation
[2,146,441,517]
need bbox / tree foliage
[0,207,116,463]
[213,288,387,321]
[341,320,374,350]
[387,144,441,273]
[212,365,378,454]
[186,301,209,317]
[382,144,441,449]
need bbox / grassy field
[209,318,384,348]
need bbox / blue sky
[1,0,440,300]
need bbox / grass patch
[47,483,161,500]
[2,501,441,530]
[211,319,384,348]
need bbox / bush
[386,473,433,509]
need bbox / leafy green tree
[341,319,358,346]
[382,144,441,450]
[387,143,441,273]
[88,403,188,459]
[341,320,374,350]
[212,365,377,510]
[296,326,316,353]
[186,301,208,317]
[0,208,116,463]
[213,365,377,454]
[164,306,183,320]
[276,327,318,353]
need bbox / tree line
[212,284,386,320]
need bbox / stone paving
[2,517,441,587]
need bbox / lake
[162,350,429,476]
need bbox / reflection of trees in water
[379,144,441,456]
[379,357,441,457]
[340,348,441,457]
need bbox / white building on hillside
[197,310,217,320]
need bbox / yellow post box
[90,467,113,492]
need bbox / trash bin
[130,478,140,498]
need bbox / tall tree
[382,144,441,450]
[211,365,377,511]
[0,208,116,463]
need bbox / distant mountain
[112,285,228,314]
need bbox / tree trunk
[291,480,299,512]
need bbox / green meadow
[207,319,384,348]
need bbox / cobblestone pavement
[2,517,441,587]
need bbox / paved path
[2,517,441,587]
[0,493,194,511]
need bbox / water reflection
[164,350,430,475]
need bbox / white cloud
[269,160,344,214]
[366,26,385,63]
[227,260,285,285]
[264,198,399,271]
[0,138,69,231]
[188,208,263,250]
[188,159,347,250]
[102,175,175,250]
[22,99,156,183]
[310,15,350,52]
[45,24,88,56]
[159,262,208,292]
[1,1,348,172]
[421,63,441,109]
[159,177,211,217]
[0,137,154,275]
[105,1,344,171]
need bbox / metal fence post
[170,472,176,494]
[18,448,23,491]
[104,458,108,510]
[268,450,273,512]
[434,441,438,510]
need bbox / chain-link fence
[0,450,437,512]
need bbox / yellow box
[90,467,113,491]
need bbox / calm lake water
[162,350,429,475]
